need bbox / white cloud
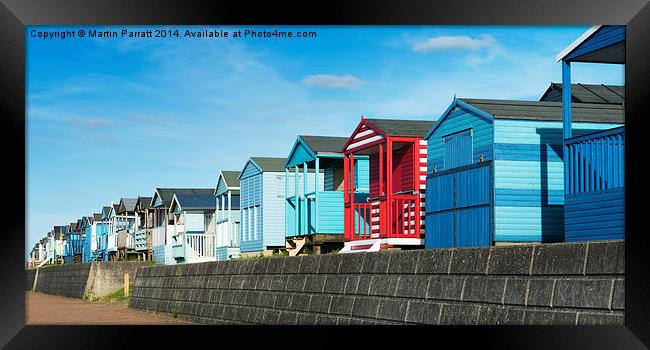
[412,34,498,53]
[301,74,365,89]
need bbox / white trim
[555,25,602,62]
[347,135,384,150]
[353,129,375,139]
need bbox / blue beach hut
[82,213,107,262]
[284,135,369,255]
[238,157,288,256]
[96,206,112,261]
[556,25,626,241]
[424,97,624,248]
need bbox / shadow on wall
[536,128,605,243]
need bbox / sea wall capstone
[27,261,148,299]
[129,240,624,325]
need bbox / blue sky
[26,25,624,257]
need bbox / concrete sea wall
[129,240,624,325]
[27,262,147,299]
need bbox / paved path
[26,291,191,325]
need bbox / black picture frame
[2,0,649,348]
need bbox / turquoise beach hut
[284,135,369,255]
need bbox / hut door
[425,162,492,248]
[443,129,473,170]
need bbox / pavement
[25,291,191,325]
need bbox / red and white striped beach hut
[341,117,434,252]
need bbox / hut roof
[220,171,241,188]
[135,196,153,211]
[152,188,214,207]
[250,157,287,172]
[118,198,138,213]
[540,83,624,104]
[171,193,216,211]
[300,135,349,154]
[364,118,435,137]
[459,98,624,123]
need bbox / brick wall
[129,240,624,325]
[26,262,147,299]
[32,263,92,299]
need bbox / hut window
[443,128,473,170]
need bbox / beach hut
[81,213,105,262]
[106,203,120,258]
[28,243,41,268]
[49,227,66,264]
[214,170,242,261]
[556,25,625,241]
[40,238,48,266]
[284,135,369,255]
[169,192,217,263]
[423,97,623,248]
[341,118,434,253]
[115,198,138,260]
[238,157,288,257]
[96,206,112,261]
[149,188,214,265]
[80,216,93,262]
[134,196,153,261]
[62,223,79,264]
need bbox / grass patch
[95,284,134,303]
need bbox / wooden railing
[347,194,421,241]
[185,234,216,260]
[565,126,624,197]
[134,228,149,251]
[390,194,421,238]
[349,202,372,241]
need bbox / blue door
[425,162,492,248]
[443,129,473,170]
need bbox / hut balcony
[172,231,217,263]
[284,156,369,237]
[564,126,625,241]
[134,228,151,252]
[341,126,429,252]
